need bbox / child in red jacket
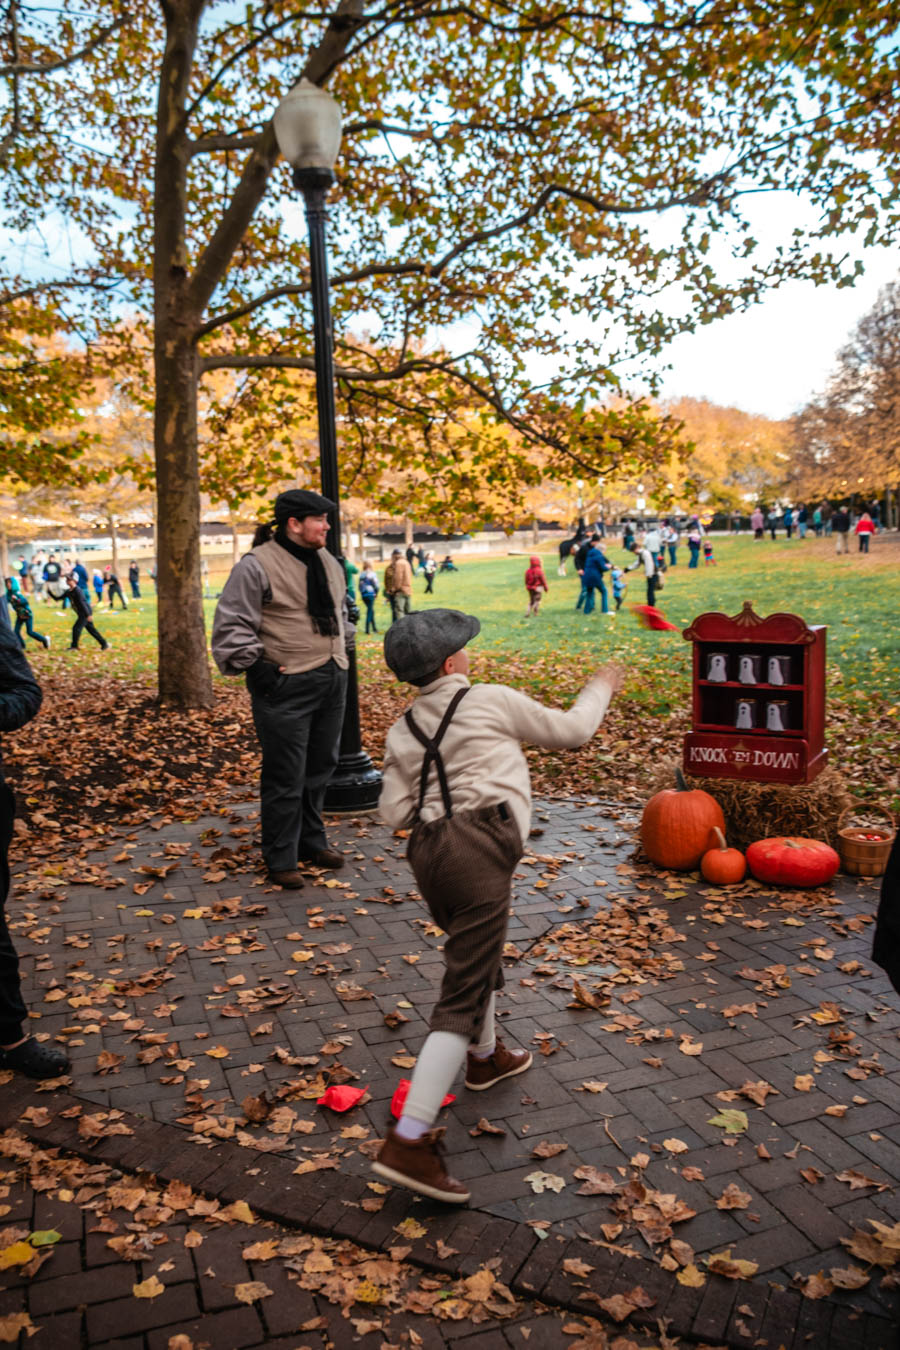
[524,555,548,615]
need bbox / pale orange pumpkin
[700,827,747,885]
[641,769,726,871]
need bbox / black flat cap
[384,608,481,683]
[273,488,336,523]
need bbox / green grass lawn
[27,534,898,714]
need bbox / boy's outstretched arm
[495,663,624,750]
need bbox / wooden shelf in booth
[694,720,805,738]
[697,680,805,692]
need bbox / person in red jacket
[855,511,876,553]
[524,555,549,615]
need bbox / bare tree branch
[188,131,264,156]
[0,14,129,77]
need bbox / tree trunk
[531,515,540,547]
[109,515,120,577]
[0,527,8,581]
[231,519,241,566]
[344,516,357,563]
[155,326,212,706]
[404,516,414,547]
[153,0,212,708]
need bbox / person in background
[29,555,45,603]
[359,562,380,634]
[0,620,69,1079]
[821,500,833,535]
[5,581,50,651]
[128,560,141,598]
[573,532,598,610]
[423,551,437,594]
[405,543,416,569]
[622,519,636,553]
[626,533,661,605]
[385,548,413,623]
[42,554,62,603]
[767,509,778,540]
[66,574,108,650]
[610,564,627,611]
[832,503,851,555]
[92,568,105,603]
[751,506,764,539]
[71,556,89,600]
[730,509,741,534]
[200,556,211,597]
[855,511,876,553]
[812,504,822,536]
[661,519,679,565]
[783,505,794,539]
[342,555,359,601]
[524,554,548,616]
[439,554,458,572]
[17,558,29,594]
[687,522,702,568]
[797,503,808,539]
[104,564,128,610]
[703,537,716,565]
[581,539,611,615]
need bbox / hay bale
[648,763,853,850]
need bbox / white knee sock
[396,1030,468,1139]
[469,993,496,1060]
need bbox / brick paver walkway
[2,796,897,1347]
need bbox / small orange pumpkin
[641,768,726,871]
[700,827,747,885]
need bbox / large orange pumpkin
[746,837,839,887]
[700,827,747,885]
[641,769,726,871]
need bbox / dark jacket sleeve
[0,620,42,732]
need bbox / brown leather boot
[465,1037,533,1091]
[372,1125,470,1204]
[267,869,305,889]
[299,848,345,870]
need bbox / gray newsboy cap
[384,608,481,683]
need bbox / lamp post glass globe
[273,79,342,177]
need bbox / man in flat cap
[212,489,350,888]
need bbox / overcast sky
[651,243,898,420]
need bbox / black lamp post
[274,80,381,813]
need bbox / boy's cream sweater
[380,672,614,843]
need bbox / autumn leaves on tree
[2,2,900,703]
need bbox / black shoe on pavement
[0,1038,70,1079]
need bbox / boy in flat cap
[373,608,623,1202]
[212,489,350,888]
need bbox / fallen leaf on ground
[133,1276,165,1299]
[525,1170,566,1194]
[469,1118,506,1137]
[716,1184,752,1211]
[234,1281,273,1304]
[707,1109,749,1135]
[532,1140,568,1158]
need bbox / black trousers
[108,582,127,609]
[0,781,26,1043]
[71,616,106,648]
[646,574,659,606]
[250,660,348,872]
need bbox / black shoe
[0,1038,70,1079]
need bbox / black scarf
[274,526,340,637]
